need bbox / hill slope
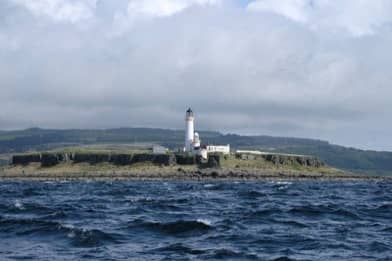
[0,128,391,175]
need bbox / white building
[206,145,230,155]
[193,132,201,148]
[183,108,230,159]
[235,150,263,155]
[152,145,168,154]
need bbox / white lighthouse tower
[184,108,194,152]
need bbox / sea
[0,181,391,260]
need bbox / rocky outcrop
[130,153,176,166]
[12,154,41,165]
[175,154,197,165]
[131,154,155,164]
[197,154,222,168]
[152,154,176,166]
[110,154,133,165]
[207,154,221,168]
[236,152,324,168]
[11,151,323,169]
[41,153,60,167]
[307,158,324,168]
[73,153,110,164]
[12,152,177,167]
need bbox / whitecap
[62,223,75,230]
[63,224,77,238]
[197,218,212,226]
[14,200,24,210]
[276,181,292,185]
[278,185,288,190]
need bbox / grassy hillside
[0,128,391,175]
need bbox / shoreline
[0,172,391,182]
[2,162,390,182]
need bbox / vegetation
[0,128,391,175]
[217,155,340,176]
[0,162,198,177]
[1,152,345,180]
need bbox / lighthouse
[184,108,194,152]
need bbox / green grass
[0,162,198,177]
[219,154,344,176]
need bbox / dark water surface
[0,181,391,260]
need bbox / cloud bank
[0,0,391,150]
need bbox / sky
[0,0,391,151]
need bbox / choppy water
[0,181,391,260]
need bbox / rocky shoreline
[0,169,390,182]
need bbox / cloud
[248,0,392,36]
[10,0,97,23]
[248,0,310,22]
[127,0,221,17]
[111,0,221,34]
[0,0,391,150]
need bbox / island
[1,108,390,181]
[1,148,384,181]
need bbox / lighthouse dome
[186,108,193,117]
